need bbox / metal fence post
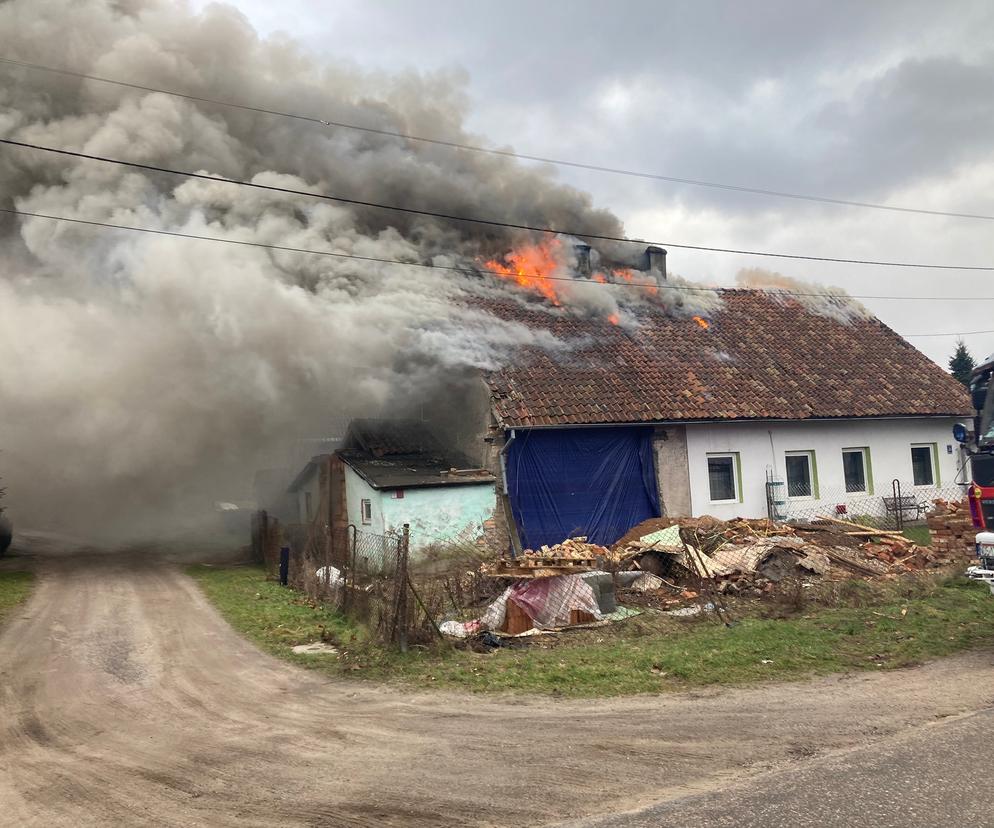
[397,524,410,653]
[892,479,904,531]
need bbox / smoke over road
[0,0,660,538]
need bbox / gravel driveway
[2,538,993,826]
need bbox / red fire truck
[963,355,994,593]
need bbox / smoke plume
[735,267,870,323]
[0,0,647,539]
[0,1,788,540]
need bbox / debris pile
[927,499,977,560]
[609,512,966,603]
[455,512,967,638]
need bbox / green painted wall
[379,483,497,552]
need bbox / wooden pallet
[514,555,596,568]
[493,557,598,579]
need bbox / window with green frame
[707,452,742,503]
[911,443,939,486]
[785,450,819,498]
[842,447,872,494]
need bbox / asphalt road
[569,707,994,827]
[3,534,994,827]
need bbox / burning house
[0,0,969,555]
[282,241,970,557]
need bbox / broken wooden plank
[816,515,909,541]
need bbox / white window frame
[706,452,740,504]
[785,450,816,500]
[841,447,869,495]
[910,443,936,487]
[360,498,373,525]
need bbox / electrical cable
[3,137,994,273]
[3,206,992,338]
[2,54,992,222]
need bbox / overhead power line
[5,206,994,314]
[2,54,992,223]
[901,329,994,339]
[3,137,994,272]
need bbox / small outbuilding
[287,419,497,559]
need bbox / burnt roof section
[483,290,971,427]
[339,419,493,489]
[346,418,447,458]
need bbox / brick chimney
[574,243,592,278]
[645,245,667,280]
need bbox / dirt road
[2,539,993,827]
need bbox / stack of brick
[926,499,977,560]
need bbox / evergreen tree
[949,339,976,387]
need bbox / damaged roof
[346,418,448,458]
[339,419,494,489]
[483,290,972,428]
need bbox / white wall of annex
[685,417,968,520]
[343,465,385,536]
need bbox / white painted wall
[343,465,385,535]
[685,417,968,520]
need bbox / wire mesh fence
[251,511,620,648]
[251,476,973,651]
[771,479,968,531]
[253,514,404,645]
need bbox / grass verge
[0,571,35,627]
[189,564,994,697]
[902,525,933,546]
[187,564,361,667]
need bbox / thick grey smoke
[0,0,644,539]
[735,267,870,323]
[0,1,760,540]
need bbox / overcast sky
[191,0,994,367]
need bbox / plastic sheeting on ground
[441,573,604,637]
[637,525,683,549]
[506,426,660,549]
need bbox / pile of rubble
[610,512,973,601]
[927,499,977,559]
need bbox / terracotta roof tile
[482,290,971,428]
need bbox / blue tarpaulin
[506,427,660,549]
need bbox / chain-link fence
[251,511,622,648]
[252,512,406,646]
[770,479,968,530]
[250,474,973,651]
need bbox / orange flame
[692,315,710,329]
[481,240,663,308]
[482,239,563,305]
[607,313,620,326]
